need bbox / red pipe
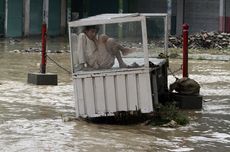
[40,23,47,74]
[182,23,189,78]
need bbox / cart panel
[74,69,153,117]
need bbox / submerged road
[0,38,229,151]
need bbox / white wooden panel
[127,74,139,111]
[73,80,79,117]
[145,73,153,111]
[94,77,106,113]
[105,76,117,112]
[75,79,85,115]
[137,73,153,113]
[115,75,127,111]
[84,78,96,116]
[74,68,155,117]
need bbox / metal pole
[40,1,48,74]
[40,23,47,74]
[182,23,189,78]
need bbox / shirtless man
[76,25,135,70]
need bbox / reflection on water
[0,38,230,151]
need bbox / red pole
[182,23,189,78]
[40,23,47,74]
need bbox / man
[76,25,136,70]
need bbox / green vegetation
[148,103,189,127]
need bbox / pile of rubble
[169,32,230,49]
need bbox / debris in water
[169,77,200,95]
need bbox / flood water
[0,37,230,152]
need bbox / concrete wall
[1,0,229,37]
[6,0,24,37]
[226,0,230,32]
[0,0,4,36]
[29,0,43,35]
[128,0,177,34]
[129,0,227,34]
[135,0,167,13]
[184,0,219,33]
[2,0,67,37]
[175,0,184,35]
[48,0,61,36]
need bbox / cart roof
[68,13,167,27]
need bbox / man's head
[83,25,99,40]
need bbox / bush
[149,103,189,127]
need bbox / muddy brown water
[0,38,229,151]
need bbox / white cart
[68,13,169,118]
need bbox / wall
[127,0,177,35]
[134,0,167,13]
[6,0,23,37]
[129,0,227,34]
[88,0,118,16]
[48,0,61,36]
[2,0,65,37]
[0,0,4,36]
[184,0,219,33]
[2,0,228,37]
[226,0,230,32]
[71,0,119,20]
[29,0,43,35]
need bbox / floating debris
[9,47,70,54]
[161,120,178,128]
[62,116,77,122]
[8,38,21,45]
[169,77,201,95]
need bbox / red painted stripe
[219,16,230,33]
[219,16,225,32]
[226,17,230,33]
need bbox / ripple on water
[0,118,77,152]
[186,132,230,144]
[0,80,74,108]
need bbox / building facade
[124,0,230,34]
[0,0,229,38]
[0,0,67,37]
